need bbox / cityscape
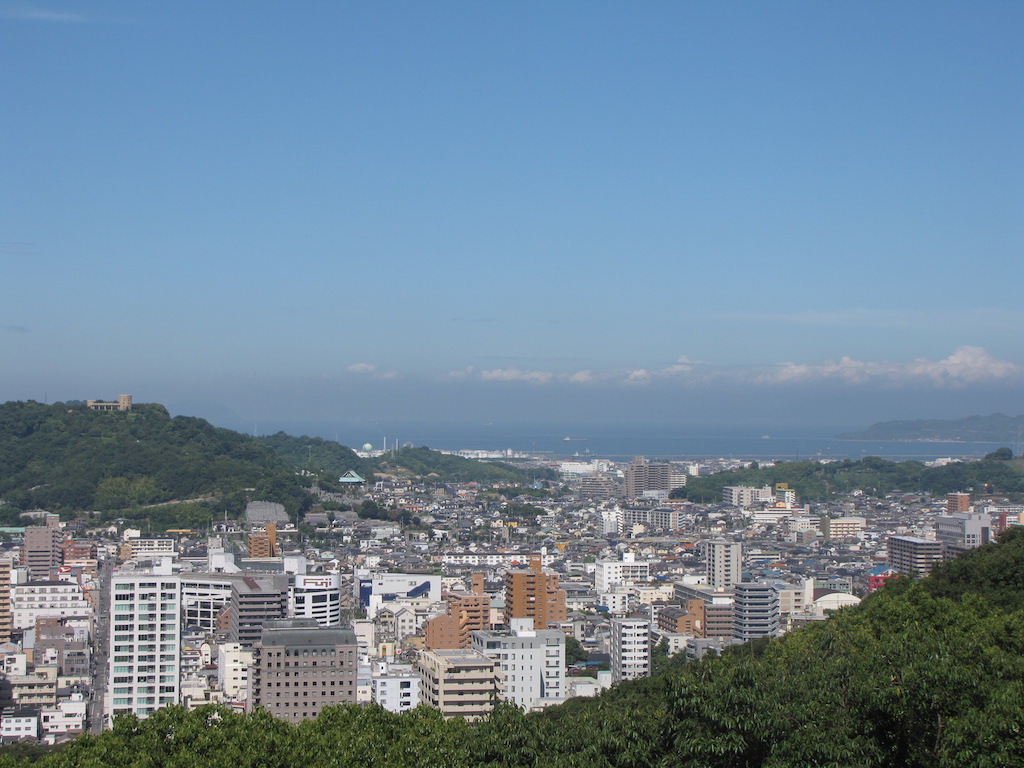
[0,394,1016,741]
[3,1,1022,763]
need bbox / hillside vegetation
[0,401,545,531]
[0,401,312,525]
[673,450,1024,503]
[8,528,1024,768]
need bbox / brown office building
[22,515,63,581]
[249,619,358,722]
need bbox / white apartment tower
[105,573,183,722]
[609,617,650,683]
[705,540,742,592]
[471,617,566,711]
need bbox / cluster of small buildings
[0,449,1017,741]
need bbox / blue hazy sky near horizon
[2,1,1022,437]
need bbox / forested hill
[0,401,310,517]
[673,450,1024,503]
[839,412,1024,442]
[0,401,542,526]
[7,528,1024,768]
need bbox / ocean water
[331,422,1007,463]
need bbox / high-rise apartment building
[732,582,780,642]
[705,540,742,592]
[947,492,971,515]
[504,557,566,630]
[105,573,183,721]
[623,458,672,498]
[0,561,11,642]
[424,592,492,650]
[471,617,565,711]
[887,535,943,576]
[609,617,650,683]
[247,522,278,558]
[248,618,358,722]
[674,583,734,638]
[22,514,63,581]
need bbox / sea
[315,422,1011,463]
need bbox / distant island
[839,413,1024,442]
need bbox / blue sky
[2,1,1022,435]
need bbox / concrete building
[290,573,343,627]
[656,600,705,637]
[609,617,650,683]
[248,618,359,722]
[947,492,971,514]
[674,583,734,638]
[370,662,420,713]
[424,592,492,650]
[721,485,774,508]
[247,523,278,559]
[623,458,673,498]
[33,618,90,677]
[594,552,651,593]
[732,581,781,642]
[21,515,63,581]
[12,581,92,629]
[503,557,567,630]
[105,572,183,721]
[416,648,503,721]
[471,617,565,711]
[820,517,867,540]
[357,573,442,619]
[229,575,289,647]
[124,537,177,561]
[0,561,12,642]
[934,512,992,555]
[216,642,254,703]
[887,535,944,576]
[705,540,742,592]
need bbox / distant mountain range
[839,413,1024,442]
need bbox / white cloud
[446,366,475,380]
[480,368,554,384]
[624,369,651,385]
[345,362,397,380]
[567,370,594,383]
[755,346,1021,387]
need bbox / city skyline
[3,2,1021,431]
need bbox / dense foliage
[0,401,311,523]
[256,432,373,483]
[8,529,1024,767]
[673,451,1024,503]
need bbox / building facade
[416,648,502,721]
[248,618,358,722]
[610,617,650,683]
[105,573,182,721]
